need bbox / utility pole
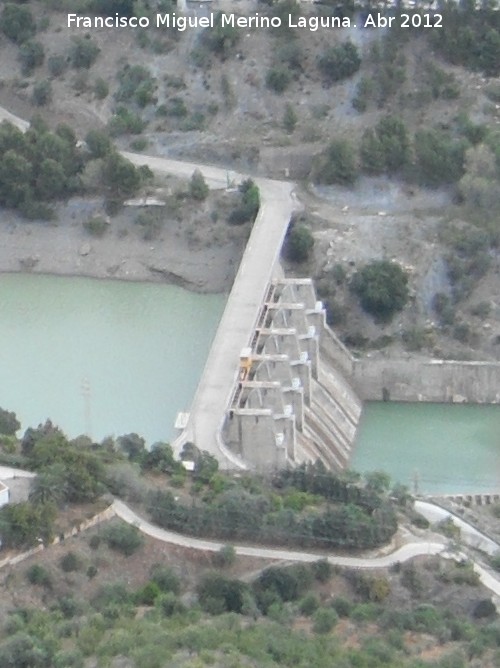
[81,377,92,439]
[413,469,420,496]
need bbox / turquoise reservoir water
[351,402,500,495]
[0,274,225,444]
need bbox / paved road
[113,498,445,566]
[416,500,500,557]
[0,466,35,480]
[113,497,500,599]
[0,106,299,467]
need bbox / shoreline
[0,199,244,294]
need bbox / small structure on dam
[222,278,362,471]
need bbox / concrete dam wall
[222,278,363,471]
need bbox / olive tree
[351,260,409,322]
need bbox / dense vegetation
[0,548,498,668]
[0,119,150,219]
[148,461,398,550]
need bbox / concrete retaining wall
[0,505,115,571]
[352,357,500,404]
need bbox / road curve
[112,497,500,599]
[112,498,445,567]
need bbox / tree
[0,501,56,548]
[285,224,314,263]
[102,151,142,197]
[29,463,68,506]
[414,129,467,187]
[189,169,209,201]
[360,116,410,175]
[315,139,357,186]
[117,433,146,462]
[351,260,409,322]
[85,129,112,159]
[0,150,32,208]
[228,179,260,224]
[318,41,361,83]
[35,159,66,199]
[0,3,35,44]
[0,408,20,436]
[142,442,177,473]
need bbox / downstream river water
[0,274,225,444]
[351,402,500,495]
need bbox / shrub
[314,139,357,186]
[266,67,291,94]
[108,106,145,136]
[93,77,109,100]
[70,37,100,69]
[57,596,82,619]
[473,598,497,619]
[351,261,409,322]
[59,552,82,573]
[135,581,161,605]
[283,103,298,134]
[213,544,236,568]
[32,80,52,106]
[204,15,240,57]
[26,564,52,587]
[18,40,44,75]
[299,593,319,616]
[331,596,352,618]
[189,169,209,201]
[91,583,132,611]
[115,64,156,107]
[101,522,144,556]
[87,565,98,579]
[311,559,332,583]
[47,54,66,77]
[318,41,361,83]
[157,592,186,616]
[0,4,36,44]
[197,572,249,614]
[83,216,108,237]
[150,564,181,594]
[88,534,101,550]
[284,224,314,263]
[313,607,338,633]
[54,649,84,668]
